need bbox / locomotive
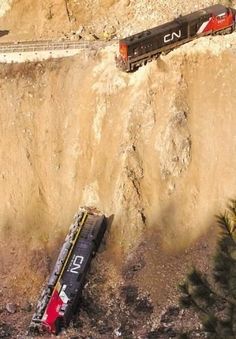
[116,4,236,72]
[28,208,107,335]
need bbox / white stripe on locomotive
[59,285,69,304]
[197,19,211,34]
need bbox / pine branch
[231,304,236,335]
[202,314,218,334]
[227,199,236,217]
[203,279,236,307]
[217,214,232,237]
[188,269,205,286]
[179,200,236,337]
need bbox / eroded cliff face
[0,7,236,332]
[0,32,236,295]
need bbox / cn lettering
[164,30,182,43]
[70,255,84,274]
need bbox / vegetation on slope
[179,200,236,338]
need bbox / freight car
[28,208,107,335]
[116,4,236,72]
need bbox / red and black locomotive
[116,4,236,72]
[29,208,107,335]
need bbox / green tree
[179,200,236,338]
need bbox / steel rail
[0,39,109,54]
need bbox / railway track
[0,39,109,53]
[0,38,112,63]
[0,40,109,55]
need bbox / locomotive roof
[205,4,229,15]
[121,4,228,46]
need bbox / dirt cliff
[0,0,236,337]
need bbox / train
[116,4,236,72]
[28,208,107,335]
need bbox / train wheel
[130,63,138,72]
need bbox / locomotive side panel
[125,21,188,70]
[63,241,94,288]
[90,216,107,249]
[155,21,188,49]
[127,21,188,57]
[61,240,95,325]
[186,13,211,37]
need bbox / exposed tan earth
[0,0,236,338]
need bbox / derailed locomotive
[116,4,236,72]
[29,208,107,335]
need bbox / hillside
[0,0,236,338]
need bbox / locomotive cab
[115,41,129,71]
[119,42,128,60]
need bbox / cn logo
[164,30,182,43]
[69,255,84,274]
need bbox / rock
[164,326,177,337]
[70,35,80,41]
[147,325,177,338]
[75,26,84,36]
[123,0,130,6]
[6,303,17,314]
[98,319,113,335]
[156,111,191,179]
[21,301,32,312]
[160,306,180,324]
[131,263,143,272]
[0,323,12,337]
[114,328,122,337]
[120,285,138,305]
[82,32,98,41]
[135,297,153,314]
[103,25,116,36]
[70,16,76,23]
